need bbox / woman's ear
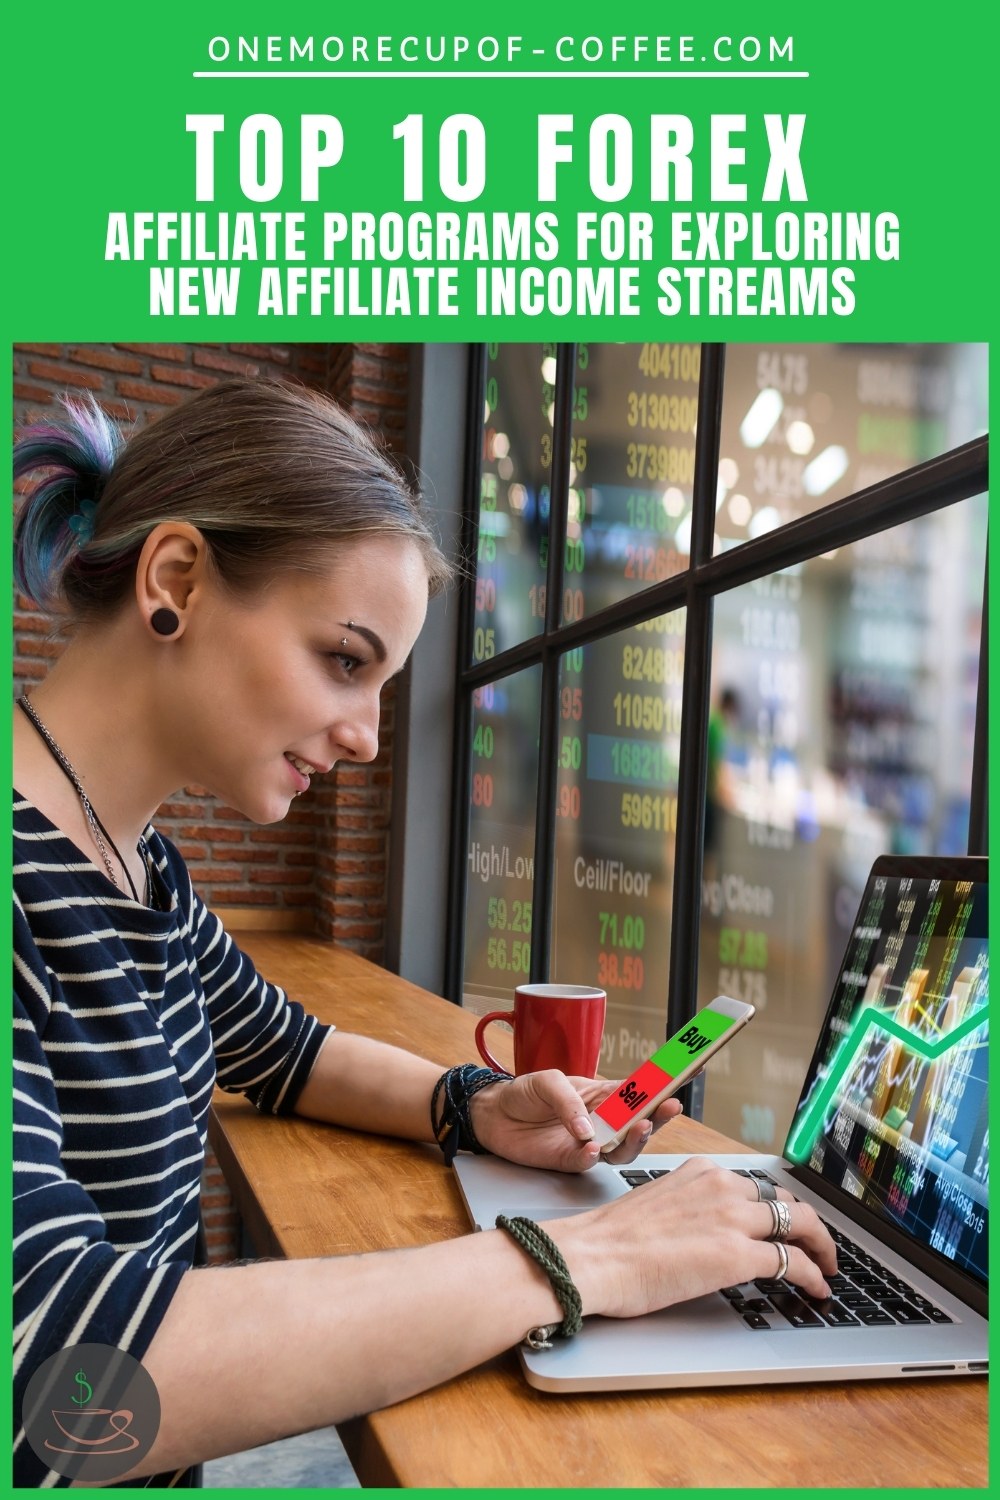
[134,523,211,642]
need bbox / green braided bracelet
[496,1214,584,1348]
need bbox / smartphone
[589,995,755,1153]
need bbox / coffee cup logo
[22,1343,160,1481]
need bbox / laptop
[453,854,989,1390]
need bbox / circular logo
[22,1343,161,1482]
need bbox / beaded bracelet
[496,1214,584,1348]
[431,1063,513,1165]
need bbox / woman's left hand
[469,1070,683,1172]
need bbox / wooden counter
[208,936,987,1488]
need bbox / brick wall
[13,341,411,960]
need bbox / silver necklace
[17,695,150,906]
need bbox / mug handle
[474,1011,515,1073]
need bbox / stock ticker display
[788,871,988,1284]
[461,342,988,1150]
[464,342,695,1071]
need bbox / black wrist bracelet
[496,1214,583,1348]
[431,1063,514,1164]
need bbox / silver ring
[756,1179,778,1202]
[766,1199,792,1243]
[774,1241,789,1280]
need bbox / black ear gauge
[150,608,180,637]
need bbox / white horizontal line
[193,70,809,80]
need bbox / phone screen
[594,1006,742,1133]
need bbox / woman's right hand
[546,1156,837,1320]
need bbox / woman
[13,379,835,1486]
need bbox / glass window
[550,615,685,1075]
[454,339,986,1163]
[462,665,542,1012]
[715,344,988,551]
[474,344,553,659]
[568,342,698,619]
[698,494,989,1149]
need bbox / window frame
[444,343,989,1061]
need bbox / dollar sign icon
[71,1369,93,1407]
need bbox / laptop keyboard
[617,1167,954,1332]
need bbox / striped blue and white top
[13,793,331,1487]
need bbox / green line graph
[785,1001,989,1164]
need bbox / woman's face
[171,534,430,824]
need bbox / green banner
[3,1,996,339]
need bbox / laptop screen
[785,856,988,1289]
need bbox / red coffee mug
[474,983,607,1077]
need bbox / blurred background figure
[704,686,742,869]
